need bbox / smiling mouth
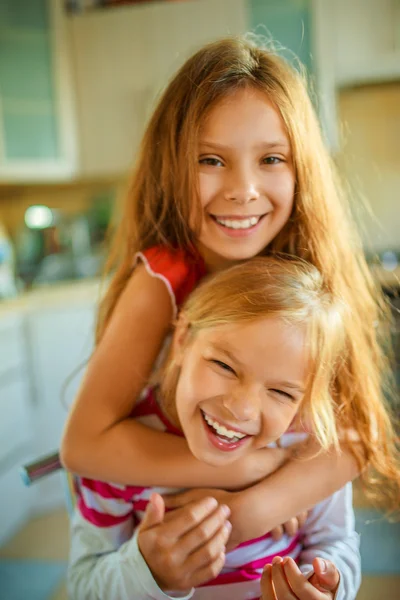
[201,410,250,443]
[211,215,265,230]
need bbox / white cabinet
[333,0,400,86]
[313,0,400,151]
[68,0,248,177]
[0,0,78,182]
[0,313,35,544]
[0,286,97,540]
[26,301,95,510]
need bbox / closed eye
[270,389,295,401]
[210,359,236,375]
[199,156,224,167]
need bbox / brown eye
[262,156,283,165]
[199,157,224,167]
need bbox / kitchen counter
[0,277,103,317]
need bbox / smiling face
[195,86,295,272]
[170,316,307,467]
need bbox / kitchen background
[0,1,399,599]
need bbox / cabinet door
[25,304,95,510]
[26,304,95,458]
[0,313,33,462]
[0,314,35,544]
[0,0,77,181]
[334,0,400,85]
[68,3,152,178]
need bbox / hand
[270,511,309,541]
[261,556,340,599]
[164,488,262,551]
[137,493,231,591]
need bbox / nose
[224,165,260,205]
[222,386,260,422]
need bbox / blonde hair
[97,36,399,509]
[161,257,346,446]
[161,257,399,510]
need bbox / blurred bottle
[0,223,17,299]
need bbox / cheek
[198,174,220,208]
[263,403,299,437]
[268,171,295,206]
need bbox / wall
[336,82,400,253]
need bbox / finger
[271,556,298,599]
[176,504,231,557]
[260,564,276,600]
[184,519,232,572]
[283,517,299,537]
[312,557,340,592]
[187,550,226,589]
[271,525,284,541]
[281,557,320,599]
[139,493,165,531]
[158,496,220,540]
[297,511,308,529]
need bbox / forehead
[199,87,290,148]
[197,317,307,382]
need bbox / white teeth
[215,216,260,230]
[203,413,246,440]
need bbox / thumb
[311,557,340,592]
[139,493,165,531]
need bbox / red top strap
[134,246,206,317]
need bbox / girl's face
[171,316,307,467]
[195,87,295,272]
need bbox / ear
[171,312,191,366]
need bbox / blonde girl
[61,36,399,547]
[69,257,363,600]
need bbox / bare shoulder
[113,262,175,331]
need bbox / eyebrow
[210,343,243,366]
[199,140,290,151]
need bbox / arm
[68,485,230,600]
[164,440,360,545]
[61,265,284,488]
[68,490,195,600]
[260,484,360,600]
[298,483,361,600]
[235,439,360,534]
[69,511,188,600]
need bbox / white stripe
[133,485,183,501]
[226,534,298,568]
[192,579,261,599]
[81,487,131,518]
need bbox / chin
[195,449,239,468]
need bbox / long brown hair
[97,36,399,509]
